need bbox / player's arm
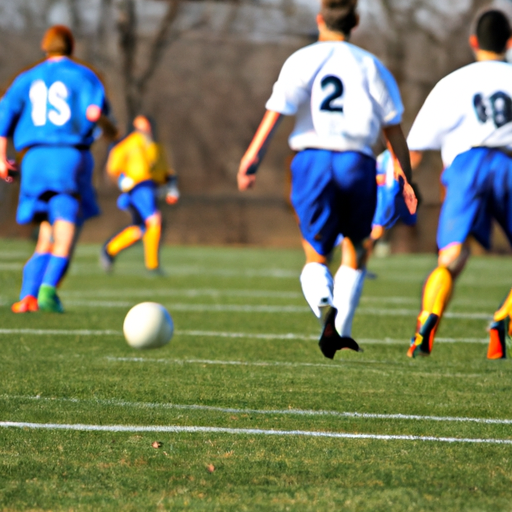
[86,104,119,141]
[382,124,417,215]
[238,110,283,191]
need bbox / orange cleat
[11,295,39,313]
[487,318,510,359]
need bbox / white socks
[333,266,366,337]
[300,262,333,319]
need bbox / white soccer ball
[123,302,174,349]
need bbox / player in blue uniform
[371,149,417,241]
[0,25,116,313]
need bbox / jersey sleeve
[0,75,26,137]
[106,137,128,177]
[407,77,460,151]
[265,52,310,115]
[368,59,404,126]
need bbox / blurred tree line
[0,0,510,252]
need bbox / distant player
[406,10,512,358]
[371,149,417,242]
[0,25,116,313]
[238,0,416,359]
[100,115,179,274]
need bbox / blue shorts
[373,175,417,229]
[17,146,97,225]
[117,180,158,225]
[438,147,512,250]
[290,149,377,256]
[76,151,100,226]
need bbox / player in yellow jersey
[100,115,179,273]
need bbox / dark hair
[476,10,511,53]
[320,0,358,35]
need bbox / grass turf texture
[0,239,512,511]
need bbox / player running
[238,0,416,359]
[100,115,179,274]
[407,9,512,359]
[0,25,116,313]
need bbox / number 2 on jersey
[29,80,71,127]
[320,75,344,113]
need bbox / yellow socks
[412,266,453,353]
[420,266,453,318]
[143,222,161,270]
[106,226,143,257]
[493,287,512,322]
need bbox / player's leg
[408,242,469,357]
[329,151,377,346]
[487,151,512,359]
[38,194,80,313]
[488,288,512,359]
[300,239,333,322]
[101,196,144,272]
[291,149,336,322]
[11,221,53,313]
[102,223,144,271]
[290,149,362,358]
[332,236,369,338]
[143,211,162,272]
[409,148,490,357]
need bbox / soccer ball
[123,302,174,349]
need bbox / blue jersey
[0,57,106,150]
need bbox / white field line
[1,421,511,445]
[7,394,512,426]
[0,328,120,336]
[56,300,492,320]
[0,327,487,344]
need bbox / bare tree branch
[135,0,181,97]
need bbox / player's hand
[237,171,256,191]
[403,182,418,215]
[0,158,17,182]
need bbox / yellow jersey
[106,131,171,187]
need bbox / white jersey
[407,60,512,167]
[265,41,403,156]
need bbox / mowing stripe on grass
[1,421,511,445]
[59,289,499,307]
[57,300,492,319]
[8,395,512,425]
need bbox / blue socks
[41,255,70,288]
[20,252,51,300]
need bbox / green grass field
[1,239,512,511]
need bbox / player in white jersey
[406,9,512,359]
[238,0,416,359]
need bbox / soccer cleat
[37,285,64,313]
[318,307,362,359]
[407,313,439,358]
[11,295,39,313]
[146,267,166,277]
[100,244,115,272]
[487,318,511,359]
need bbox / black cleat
[318,307,363,359]
[100,244,115,272]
